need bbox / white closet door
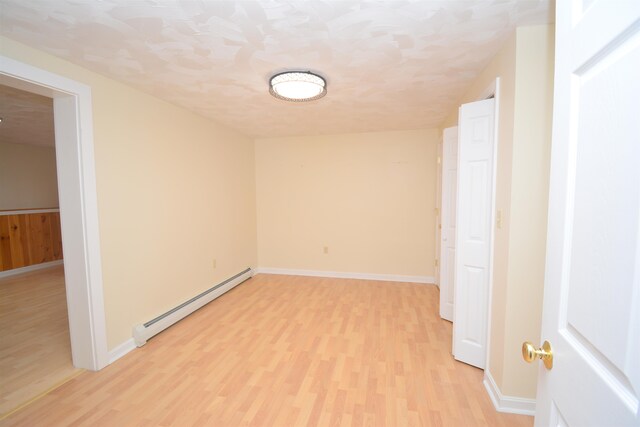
[439,126,458,322]
[453,99,495,368]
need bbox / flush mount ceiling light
[269,71,327,102]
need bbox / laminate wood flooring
[0,265,79,417]
[2,274,533,426]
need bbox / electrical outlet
[212,258,217,269]
[323,246,329,254]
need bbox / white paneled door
[533,1,640,426]
[453,99,495,368]
[439,126,458,322]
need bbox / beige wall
[256,129,439,278]
[501,25,554,397]
[0,142,59,210]
[0,37,258,349]
[440,25,554,399]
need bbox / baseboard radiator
[133,267,253,347]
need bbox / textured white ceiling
[0,84,55,147]
[0,0,552,138]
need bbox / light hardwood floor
[2,274,533,426]
[0,265,80,417]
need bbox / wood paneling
[2,274,533,426]
[0,218,12,271]
[0,212,63,272]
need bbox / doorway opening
[0,83,81,415]
[0,56,109,376]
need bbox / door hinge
[435,259,439,267]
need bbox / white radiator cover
[132,268,253,347]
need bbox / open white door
[533,1,640,425]
[453,99,495,368]
[439,126,458,322]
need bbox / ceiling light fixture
[269,71,327,102]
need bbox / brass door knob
[522,340,553,370]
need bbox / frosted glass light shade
[269,71,327,102]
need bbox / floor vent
[132,267,253,347]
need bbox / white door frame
[0,55,109,371]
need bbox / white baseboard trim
[255,267,435,284]
[0,260,64,279]
[108,338,136,364]
[483,371,536,416]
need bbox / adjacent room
[0,1,638,426]
[0,84,79,415]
